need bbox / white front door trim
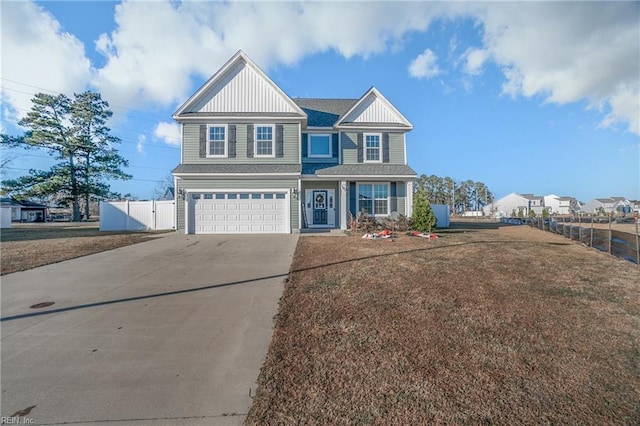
[305,188,335,228]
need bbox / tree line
[415,174,494,214]
[1,92,130,221]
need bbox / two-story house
[171,51,416,234]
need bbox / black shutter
[349,182,357,216]
[275,124,284,158]
[357,133,363,162]
[332,133,339,158]
[247,124,254,158]
[382,133,390,163]
[228,125,236,158]
[199,125,207,157]
[390,182,397,212]
[301,133,308,158]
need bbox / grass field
[247,222,640,424]
[1,223,167,275]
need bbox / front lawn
[247,223,640,424]
[1,223,167,275]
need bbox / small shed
[431,204,451,228]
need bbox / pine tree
[1,92,130,221]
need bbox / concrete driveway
[1,233,298,425]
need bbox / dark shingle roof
[303,164,416,177]
[338,122,412,128]
[177,112,304,118]
[292,98,358,127]
[172,164,301,174]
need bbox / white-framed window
[357,183,389,216]
[364,133,381,162]
[255,125,274,157]
[308,134,332,158]
[207,125,227,157]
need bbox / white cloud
[91,1,442,110]
[463,48,488,75]
[0,1,92,125]
[408,49,441,79]
[136,134,146,154]
[2,1,637,136]
[154,122,181,146]
[460,2,639,134]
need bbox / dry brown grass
[1,223,167,275]
[247,222,640,424]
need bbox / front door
[312,190,328,225]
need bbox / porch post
[406,181,414,217]
[340,180,348,230]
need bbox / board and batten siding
[341,131,405,165]
[175,178,299,232]
[182,123,299,164]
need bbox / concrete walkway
[1,233,298,425]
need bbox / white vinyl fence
[100,200,175,231]
[1,206,12,228]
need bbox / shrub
[412,189,437,232]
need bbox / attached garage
[187,191,290,234]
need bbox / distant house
[161,186,175,201]
[0,198,47,222]
[483,192,537,217]
[544,194,573,215]
[582,197,632,215]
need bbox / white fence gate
[100,200,175,231]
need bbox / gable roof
[336,87,412,129]
[0,197,47,208]
[173,50,307,119]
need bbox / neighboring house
[0,198,47,222]
[582,197,632,214]
[521,194,546,215]
[161,186,175,201]
[482,192,544,217]
[544,194,573,215]
[171,50,416,234]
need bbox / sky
[1,0,639,203]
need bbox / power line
[2,166,164,183]
[1,78,173,122]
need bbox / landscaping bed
[247,223,640,424]
[1,224,167,275]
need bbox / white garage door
[190,192,289,234]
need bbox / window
[215,194,225,199]
[239,193,249,199]
[207,125,226,157]
[357,183,389,216]
[308,134,331,158]
[255,125,274,157]
[364,133,381,162]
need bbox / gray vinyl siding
[175,178,299,232]
[341,131,405,165]
[182,123,299,164]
